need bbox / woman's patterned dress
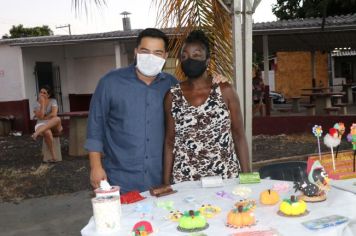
[170,83,241,183]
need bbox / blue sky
[0,0,277,36]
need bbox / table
[301,92,345,115]
[291,97,301,112]
[58,111,88,156]
[81,179,356,236]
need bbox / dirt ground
[0,134,351,203]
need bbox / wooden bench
[333,103,348,115]
[0,115,14,136]
[324,107,340,115]
[277,108,292,113]
[42,133,62,162]
[303,104,316,116]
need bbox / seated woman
[163,30,250,184]
[32,85,63,162]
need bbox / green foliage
[2,24,53,39]
[272,0,356,20]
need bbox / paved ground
[0,190,93,236]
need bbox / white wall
[0,45,25,101]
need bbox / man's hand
[90,166,107,189]
[89,152,106,189]
[212,73,231,84]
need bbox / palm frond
[153,0,233,80]
[72,0,107,17]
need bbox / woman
[32,85,63,162]
[252,67,265,116]
[163,30,250,184]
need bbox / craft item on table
[232,186,252,198]
[294,160,330,202]
[323,128,341,170]
[132,220,153,236]
[333,122,345,159]
[226,204,256,228]
[135,203,153,218]
[184,196,196,203]
[312,125,323,160]
[259,189,280,205]
[239,172,261,184]
[346,123,356,172]
[216,190,235,200]
[94,180,121,198]
[166,210,183,222]
[149,184,177,197]
[229,228,280,236]
[177,210,209,232]
[301,215,349,231]
[120,191,146,204]
[278,195,308,217]
[201,176,223,188]
[156,200,174,211]
[272,182,290,193]
[91,196,121,233]
[234,199,257,212]
[199,204,221,218]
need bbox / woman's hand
[38,95,45,104]
[90,166,107,189]
[212,73,231,84]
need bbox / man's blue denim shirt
[85,65,178,193]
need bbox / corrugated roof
[254,13,356,33]
[0,28,178,46]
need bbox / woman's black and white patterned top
[170,83,240,183]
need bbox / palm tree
[152,0,233,80]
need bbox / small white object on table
[81,179,356,236]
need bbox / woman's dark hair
[136,28,169,51]
[41,85,54,98]
[184,30,210,58]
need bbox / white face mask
[136,53,166,77]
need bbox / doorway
[34,62,63,112]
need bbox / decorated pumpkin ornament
[132,221,153,236]
[333,122,345,159]
[324,128,341,170]
[294,161,330,202]
[177,210,209,232]
[259,189,280,205]
[278,195,308,217]
[227,205,256,228]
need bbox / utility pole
[56,24,71,36]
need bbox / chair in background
[258,161,307,182]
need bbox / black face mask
[181,58,208,78]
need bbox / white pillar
[243,0,253,171]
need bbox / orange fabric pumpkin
[260,189,280,205]
[227,205,256,228]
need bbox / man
[86,28,227,193]
[85,28,177,193]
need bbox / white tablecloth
[81,179,356,236]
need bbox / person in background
[252,66,265,116]
[163,30,250,185]
[32,85,63,162]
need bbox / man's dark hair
[184,29,210,58]
[136,28,169,51]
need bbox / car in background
[269,91,286,104]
